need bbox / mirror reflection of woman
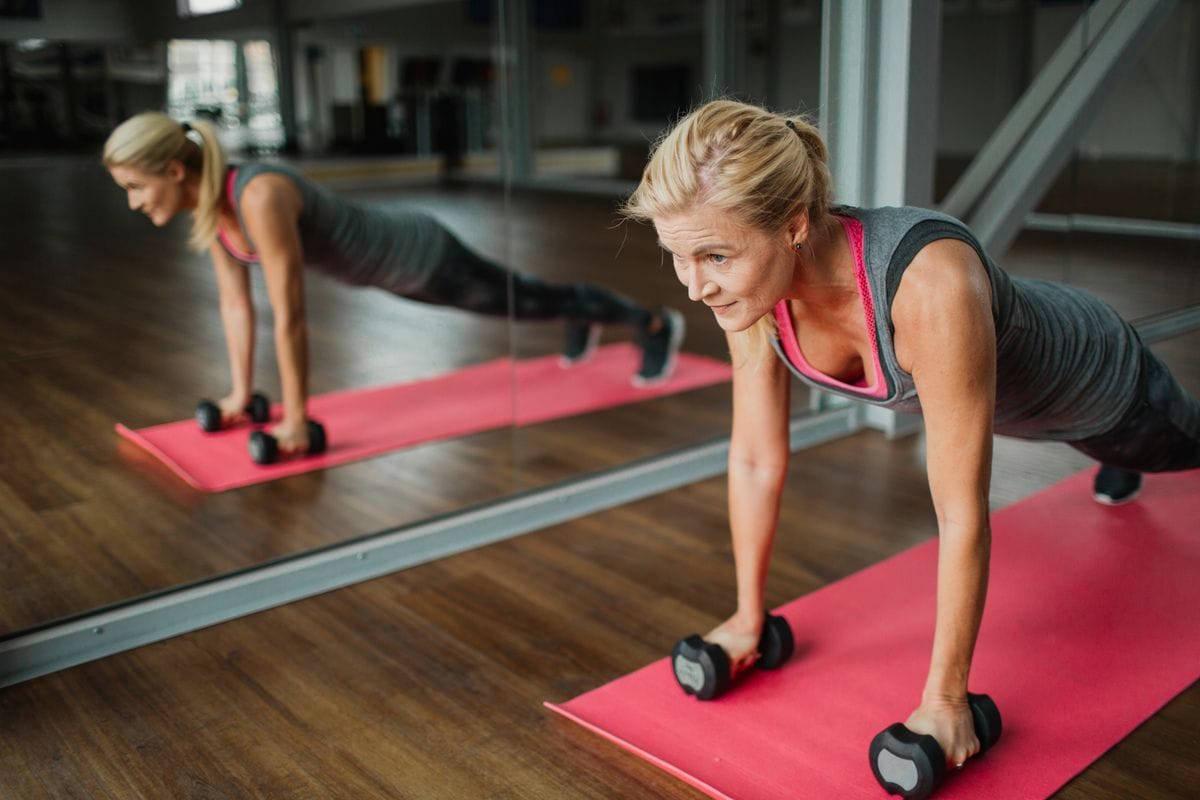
[103,112,684,456]
[623,100,1200,768]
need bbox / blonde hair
[103,111,226,251]
[622,99,833,366]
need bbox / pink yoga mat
[547,469,1200,799]
[116,343,730,492]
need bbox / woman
[103,112,684,456]
[622,100,1199,768]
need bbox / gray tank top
[771,206,1142,440]
[221,161,450,294]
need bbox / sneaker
[560,319,601,366]
[1093,465,1142,505]
[633,307,686,387]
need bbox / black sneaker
[1093,465,1142,505]
[633,307,685,387]
[560,319,601,366]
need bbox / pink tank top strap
[772,215,887,398]
[216,166,259,263]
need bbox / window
[177,0,241,18]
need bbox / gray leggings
[406,235,651,328]
[1069,347,1200,473]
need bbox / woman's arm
[706,332,793,670]
[891,238,997,767]
[209,240,256,422]
[238,174,310,450]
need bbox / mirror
[0,0,520,634]
[2,0,1197,653]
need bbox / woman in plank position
[104,112,684,457]
[623,99,1200,767]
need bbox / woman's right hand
[704,613,764,678]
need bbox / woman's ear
[788,211,811,249]
[164,159,187,183]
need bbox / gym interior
[1,1,1197,797]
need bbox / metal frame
[946,0,1177,256]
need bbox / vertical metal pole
[272,0,298,153]
[819,0,939,436]
[501,0,533,181]
[704,0,742,99]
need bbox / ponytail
[186,119,226,251]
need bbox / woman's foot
[560,319,601,366]
[633,307,685,387]
[1093,465,1142,505]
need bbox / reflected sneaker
[633,307,686,387]
[1093,465,1142,505]
[560,319,601,366]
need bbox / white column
[818,0,941,438]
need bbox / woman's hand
[905,695,980,768]
[268,417,311,456]
[217,392,252,427]
[704,613,764,678]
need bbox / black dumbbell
[670,613,794,700]
[868,692,1002,800]
[195,392,271,433]
[248,419,328,465]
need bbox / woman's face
[108,162,187,227]
[654,204,797,333]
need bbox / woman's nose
[127,193,139,211]
[686,269,712,303]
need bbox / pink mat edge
[544,701,735,800]
[114,422,207,491]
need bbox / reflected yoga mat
[546,469,1200,800]
[116,343,730,493]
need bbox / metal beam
[939,0,1123,221]
[962,0,1176,256]
[0,408,864,687]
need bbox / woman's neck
[788,215,855,300]
[181,171,202,212]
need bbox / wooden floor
[0,158,1198,798]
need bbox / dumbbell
[248,419,328,465]
[670,613,794,700]
[868,692,1002,800]
[195,392,271,433]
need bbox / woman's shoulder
[839,204,969,230]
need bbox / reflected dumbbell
[868,692,1002,800]
[671,613,794,700]
[195,392,271,433]
[248,419,328,465]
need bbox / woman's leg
[406,236,684,383]
[1070,347,1200,501]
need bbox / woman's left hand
[904,696,980,768]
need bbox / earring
[794,242,803,252]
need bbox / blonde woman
[624,99,1199,768]
[104,111,684,457]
